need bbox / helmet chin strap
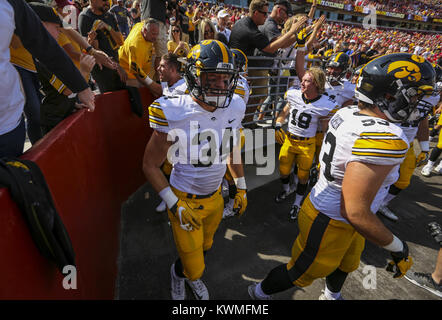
[326,74,343,86]
[204,94,228,108]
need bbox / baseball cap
[217,9,229,19]
[29,2,63,26]
[275,0,293,15]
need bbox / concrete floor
[115,140,442,301]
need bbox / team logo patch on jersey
[387,61,421,82]
[330,114,344,130]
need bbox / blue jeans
[0,116,26,158]
[15,65,43,144]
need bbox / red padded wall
[0,88,154,299]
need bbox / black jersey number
[291,109,312,129]
[322,132,337,182]
[191,128,235,167]
[192,132,215,168]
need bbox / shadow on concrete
[116,165,441,300]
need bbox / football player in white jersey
[249,53,435,300]
[274,67,336,221]
[378,94,437,221]
[421,64,442,176]
[231,48,250,106]
[154,53,189,213]
[317,52,356,154]
[223,48,249,219]
[143,40,247,300]
[158,53,188,97]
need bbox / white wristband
[143,76,153,86]
[234,177,247,190]
[158,186,178,209]
[383,235,404,252]
[297,46,306,52]
[419,140,430,152]
[275,122,282,128]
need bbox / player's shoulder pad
[149,94,194,124]
[284,87,300,101]
[230,94,246,114]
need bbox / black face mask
[378,85,433,123]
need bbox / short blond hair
[249,0,268,16]
[198,18,217,42]
[282,14,307,35]
[306,67,326,94]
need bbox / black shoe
[405,272,442,298]
[275,185,296,203]
[289,204,300,221]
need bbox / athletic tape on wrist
[383,235,404,252]
[158,186,178,209]
[419,141,430,152]
[234,177,247,190]
[144,76,153,86]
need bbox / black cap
[29,2,63,27]
[275,0,293,15]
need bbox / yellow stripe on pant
[286,195,365,287]
[438,118,442,148]
[168,186,223,280]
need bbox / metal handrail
[243,54,322,128]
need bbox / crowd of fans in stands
[316,21,441,65]
[5,0,441,156]
[354,0,441,19]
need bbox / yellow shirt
[10,35,36,72]
[57,32,82,71]
[167,40,190,57]
[118,22,154,80]
[186,11,195,32]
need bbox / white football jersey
[161,78,188,97]
[285,89,336,138]
[148,94,245,195]
[310,106,409,223]
[396,95,439,144]
[234,75,250,105]
[326,80,355,104]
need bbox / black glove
[386,241,413,278]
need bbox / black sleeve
[252,30,270,51]
[9,0,88,93]
[78,11,93,37]
[106,13,120,31]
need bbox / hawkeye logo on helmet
[188,45,201,60]
[387,61,422,82]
